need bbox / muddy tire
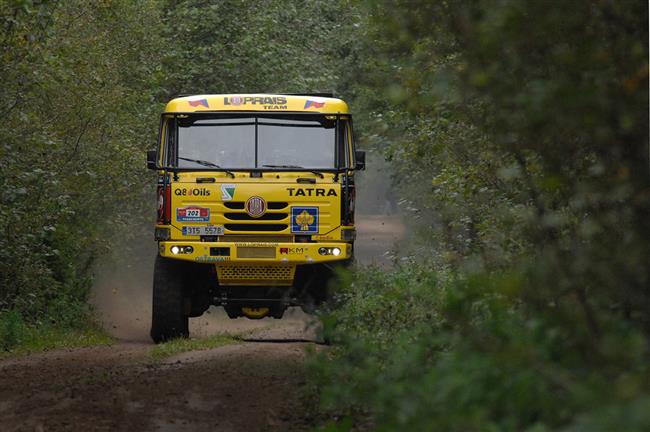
[150,255,189,343]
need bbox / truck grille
[217,235,292,242]
[224,202,288,210]
[223,201,289,232]
[225,213,286,221]
[217,265,295,286]
[225,223,287,232]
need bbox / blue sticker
[291,207,319,234]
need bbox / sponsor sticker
[196,256,230,262]
[177,206,210,222]
[291,206,319,234]
[188,99,209,108]
[280,247,305,255]
[221,184,236,201]
[304,100,325,109]
[174,188,211,196]
[157,190,164,212]
[223,96,287,110]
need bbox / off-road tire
[150,255,189,343]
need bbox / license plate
[182,225,224,236]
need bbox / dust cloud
[354,150,406,266]
[90,237,156,342]
[90,239,320,342]
[90,150,404,341]
[91,244,319,342]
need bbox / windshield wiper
[178,157,234,178]
[262,164,303,168]
[262,164,324,178]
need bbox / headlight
[170,245,193,254]
[317,246,343,256]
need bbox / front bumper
[158,241,352,264]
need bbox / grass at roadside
[1,308,114,360]
[150,334,241,361]
[0,324,113,360]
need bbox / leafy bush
[310,0,648,429]
[0,310,25,352]
[0,1,162,327]
[312,264,650,431]
[1,0,362,350]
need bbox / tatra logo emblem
[296,210,314,231]
[245,196,266,218]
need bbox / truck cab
[147,94,364,342]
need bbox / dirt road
[0,314,320,432]
[0,215,404,431]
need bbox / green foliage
[0,1,163,324]
[161,0,360,96]
[310,0,649,430]
[357,0,650,340]
[0,310,24,351]
[313,265,650,431]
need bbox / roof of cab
[164,94,349,114]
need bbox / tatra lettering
[286,187,337,197]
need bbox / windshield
[173,114,339,170]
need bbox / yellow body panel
[159,171,352,266]
[157,94,355,288]
[158,172,353,282]
[168,172,342,238]
[165,94,349,114]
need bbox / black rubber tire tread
[186,263,213,317]
[150,255,189,343]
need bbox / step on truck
[146,93,365,342]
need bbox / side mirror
[146,150,158,170]
[355,150,366,171]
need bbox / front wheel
[150,255,189,343]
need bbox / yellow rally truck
[146,93,364,342]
